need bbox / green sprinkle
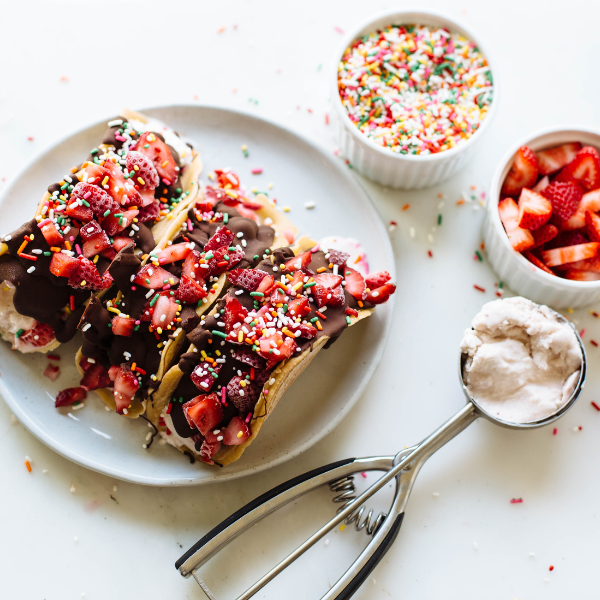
[176,188,182,194]
[499,281,503,289]
[437,214,442,226]
[149,293,160,307]
[223,255,229,261]
[310,317,318,323]
[283,304,288,313]
[211,372,219,379]
[81,199,90,207]
[15,328,24,338]
[250,291,264,297]
[103,209,111,217]
[228,246,236,251]
[475,250,483,262]
[346,316,352,325]
[212,330,228,339]
[134,325,140,331]
[43,251,51,256]
[303,282,317,288]
[277,288,285,295]
[204,252,214,260]
[114,213,123,218]
[223,213,229,224]
[60,182,69,190]
[252,345,258,351]
[265,248,270,254]
[118,217,123,226]
[253,255,259,260]
[90,148,98,155]
[144,144,150,149]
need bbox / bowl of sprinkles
[333,9,497,189]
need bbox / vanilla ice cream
[460,297,582,423]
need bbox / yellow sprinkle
[200,350,208,358]
[241,144,247,151]
[340,524,345,532]
[238,331,244,342]
[137,177,145,185]
[268,182,273,189]
[215,350,221,356]
[293,282,303,291]
[240,380,247,387]
[237,431,243,438]
[102,176,109,186]
[147,133,156,142]
[151,375,157,381]
[157,327,163,334]
[167,214,173,219]
[93,255,99,264]
[107,307,120,314]
[133,165,139,171]
[169,278,175,285]
[568,308,573,313]
[80,281,86,287]
[283,206,291,212]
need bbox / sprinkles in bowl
[337,24,493,156]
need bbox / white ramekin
[483,126,600,310]
[331,8,498,190]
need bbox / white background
[2,1,600,599]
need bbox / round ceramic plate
[0,104,395,485]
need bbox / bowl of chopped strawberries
[483,127,600,308]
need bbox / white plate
[0,104,395,486]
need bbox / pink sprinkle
[83,191,92,200]
[245,413,252,423]
[131,286,136,291]
[510,498,523,504]
[162,178,172,186]
[75,244,82,255]
[264,389,269,395]
[334,26,344,34]
[187,218,193,232]
[361,472,367,478]
[115,135,126,142]
[251,167,263,175]
[553,428,558,435]
[311,244,321,253]
[162,284,171,290]
[580,329,586,338]
[135,320,141,325]
[70,236,75,242]
[221,387,227,405]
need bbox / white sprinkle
[427,233,434,243]
[27,266,35,273]
[236,232,244,238]
[432,492,440,498]
[410,227,416,239]
[324,539,330,546]
[32,249,42,254]
[473,542,478,550]
[529,552,536,557]
[87,358,95,363]
[304,201,315,209]
[42,469,48,474]
[70,484,77,494]
[74,536,78,542]
[113,485,118,492]
[72,403,85,411]
[4,234,12,241]
[108,119,123,127]
[269,378,276,385]
[82,323,91,332]
[242,239,247,248]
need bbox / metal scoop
[176,310,586,600]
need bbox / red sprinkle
[69,295,75,311]
[250,367,255,381]
[553,428,558,435]
[325,114,329,125]
[135,367,147,376]
[344,308,358,317]
[19,253,37,261]
[166,403,173,415]
[592,401,600,411]
[473,285,485,292]
[549,565,554,572]
[316,310,328,319]
[427,250,433,258]
[592,312,599,318]
[591,340,599,347]
[580,328,586,338]
[48,354,60,361]
[510,498,523,504]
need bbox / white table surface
[2,1,600,598]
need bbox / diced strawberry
[259,332,283,359]
[113,365,139,414]
[80,221,102,241]
[205,247,244,277]
[535,142,582,175]
[185,393,223,436]
[266,336,297,369]
[133,264,177,289]
[80,362,112,391]
[568,255,600,272]
[101,160,141,207]
[284,251,312,272]
[501,146,539,197]
[221,417,251,445]
[214,169,240,189]
[65,202,93,222]
[112,237,134,253]
[343,267,366,300]
[44,364,60,381]
[108,365,120,381]
[176,274,207,304]
[191,361,222,393]
[101,209,139,236]
[181,250,203,281]
[111,316,135,336]
[68,257,109,290]
[71,182,119,217]
[156,243,191,265]
[532,176,550,193]
[517,188,552,230]
[288,322,317,338]
[532,223,559,248]
[540,242,600,267]
[328,249,350,267]
[585,210,600,242]
[204,227,235,252]
[523,251,554,275]
[313,273,343,308]
[563,146,600,190]
[49,252,79,278]
[228,268,268,291]
[18,321,56,348]
[131,132,178,183]
[563,269,600,281]
[256,274,274,294]
[101,270,114,290]
[563,189,600,230]
[287,296,311,318]
[498,197,535,252]
[100,248,117,260]
[82,231,111,258]
[240,198,264,211]
[199,439,222,463]
[137,200,161,223]
[227,375,262,412]
[231,347,267,369]
[151,295,179,329]
[541,181,582,222]
[126,150,159,190]
[365,271,391,288]
[55,387,87,408]
[223,296,248,333]
[39,221,64,247]
[366,283,397,304]
[138,189,156,208]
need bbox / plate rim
[0,103,396,486]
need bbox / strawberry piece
[540,242,600,267]
[563,269,600,281]
[288,322,317,338]
[199,438,222,464]
[156,243,191,265]
[205,247,245,277]
[313,273,343,308]
[284,251,312,272]
[101,209,139,236]
[501,146,539,197]
[133,264,177,289]
[55,387,87,408]
[564,146,600,190]
[266,336,297,369]
[585,210,600,242]
[184,393,223,436]
[191,362,222,393]
[256,274,274,294]
[49,252,79,278]
[137,200,161,223]
[532,223,559,248]
[259,332,284,359]
[68,257,109,290]
[287,296,311,318]
[138,189,156,208]
[44,364,60,381]
[343,267,366,300]
[523,251,554,275]
[151,295,179,329]
[80,220,102,241]
[328,249,350,267]
[518,188,552,230]
[227,268,268,291]
[541,181,582,222]
[223,296,248,333]
[569,255,600,272]
[227,375,262,413]
[39,221,64,247]
[101,160,141,207]
[176,274,207,304]
[365,271,391,288]
[221,417,251,446]
[131,132,178,182]
[215,169,240,189]
[535,142,582,175]
[126,150,159,190]
[563,189,600,230]
[113,365,139,414]
[366,283,396,304]
[181,249,202,278]
[71,182,119,217]
[82,231,111,259]
[79,362,112,391]
[108,365,120,381]
[498,197,535,252]
[532,176,550,193]
[65,203,93,222]
[111,316,135,337]
[19,322,56,348]
[231,347,267,369]
[204,227,235,252]
[112,237,134,253]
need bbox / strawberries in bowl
[497,140,600,282]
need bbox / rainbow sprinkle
[338,24,493,155]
